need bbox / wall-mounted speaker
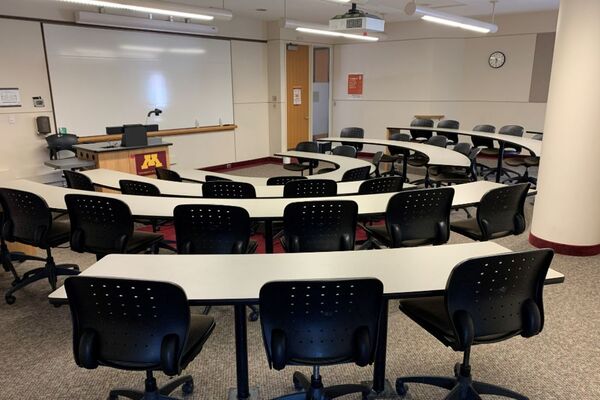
[36,116,51,135]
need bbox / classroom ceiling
[172,0,560,24]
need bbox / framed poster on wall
[347,74,363,96]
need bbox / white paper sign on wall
[293,87,302,105]
[0,88,21,107]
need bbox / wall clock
[489,51,506,68]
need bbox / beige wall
[331,11,558,151]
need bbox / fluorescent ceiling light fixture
[57,0,231,21]
[296,27,379,41]
[76,11,218,35]
[415,6,498,34]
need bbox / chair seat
[400,296,456,347]
[45,220,72,247]
[450,218,512,241]
[180,314,216,368]
[479,148,500,156]
[407,155,428,167]
[429,171,471,184]
[317,167,336,174]
[380,154,402,163]
[283,164,310,172]
[125,231,164,254]
[364,225,436,248]
[524,156,540,167]
[504,157,526,167]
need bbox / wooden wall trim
[76,124,237,144]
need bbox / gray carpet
[0,162,598,400]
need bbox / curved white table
[81,169,371,198]
[389,126,543,182]
[319,137,471,179]
[172,151,375,186]
[48,244,564,398]
[1,179,518,253]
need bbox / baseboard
[529,233,600,256]
[201,157,282,172]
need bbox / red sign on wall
[134,151,168,176]
[347,73,363,95]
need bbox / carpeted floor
[0,162,598,400]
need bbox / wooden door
[286,44,310,150]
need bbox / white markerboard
[43,24,234,136]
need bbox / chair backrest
[205,175,232,182]
[385,187,454,247]
[174,204,251,254]
[64,276,191,375]
[202,181,256,198]
[436,119,460,143]
[340,127,364,151]
[499,124,524,152]
[452,142,472,157]
[295,141,320,167]
[471,124,496,148]
[266,176,308,186]
[119,180,161,197]
[45,133,78,158]
[332,145,357,158]
[63,170,95,191]
[283,179,337,198]
[341,166,371,182]
[259,278,383,370]
[358,177,404,194]
[476,183,530,240]
[410,118,434,140]
[283,200,358,252]
[0,188,53,248]
[65,194,134,254]
[426,135,448,148]
[155,167,182,182]
[445,249,554,346]
[388,133,411,156]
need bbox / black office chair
[65,194,164,260]
[340,126,365,152]
[155,167,183,182]
[451,183,530,242]
[358,176,404,194]
[483,125,525,181]
[202,181,256,198]
[0,188,79,304]
[119,180,176,252]
[408,135,448,187]
[281,200,358,252]
[362,187,454,249]
[65,276,215,400]
[436,119,460,146]
[370,151,384,178]
[283,179,337,198]
[266,176,307,186]
[317,145,358,174]
[409,118,434,142]
[341,166,371,182]
[471,124,496,175]
[429,144,482,187]
[504,156,539,186]
[205,175,232,182]
[381,133,411,177]
[63,170,96,191]
[45,133,78,160]
[396,249,554,400]
[284,141,320,176]
[173,204,259,320]
[259,278,383,400]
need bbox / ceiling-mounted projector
[329,3,384,32]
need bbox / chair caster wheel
[396,380,408,396]
[248,311,259,322]
[293,375,303,391]
[182,380,194,395]
[5,295,16,305]
[108,394,118,400]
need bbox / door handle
[304,116,309,120]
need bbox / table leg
[495,143,505,183]
[401,157,408,182]
[234,304,250,399]
[372,299,389,393]
[264,220,273,254]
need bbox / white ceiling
[170,0,559,24]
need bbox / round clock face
[489,51,506,68]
